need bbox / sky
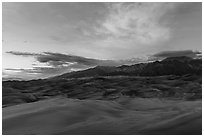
[2,2,202,80]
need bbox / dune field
[3,97,202,135]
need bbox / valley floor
[2,97,202,135]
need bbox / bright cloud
[95,3,176,45]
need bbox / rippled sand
[2,97,202,135]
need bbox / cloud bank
[3,50,201,80]
[4,51,146,80]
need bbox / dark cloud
[153,50,201,59]
[7,50,201,80]
[7,51,144,68]
[9,51,184,80]
[6,51,146,79]
[37,52,99,66]
[6,50,201,80]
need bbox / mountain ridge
[54,56,201,79]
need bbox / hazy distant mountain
[2,77,25,81]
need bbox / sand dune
[2,97,202,135]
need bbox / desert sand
[2,97,202,135]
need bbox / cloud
[36,52,99,66]
[6,51,41,56]
[95,3,176,45]
[5,50,201,80]
[6,51,146,79]
[152,50,201,59]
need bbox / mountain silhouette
[55,56,201,79]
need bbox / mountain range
[55,56,201,79]
[3,56,202,107]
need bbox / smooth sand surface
[2,97,202,135]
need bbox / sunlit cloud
[95,3,176,45]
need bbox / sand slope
[2,97,202,135]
